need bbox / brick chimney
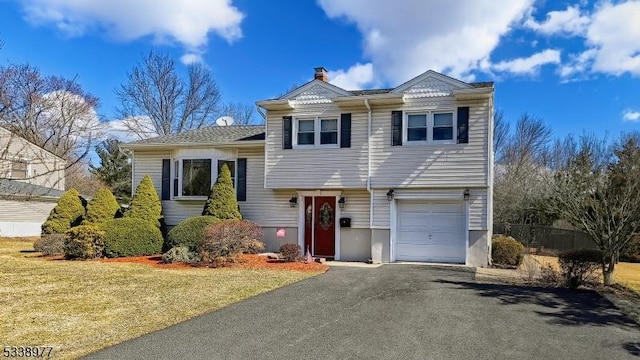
[314,67,328,82]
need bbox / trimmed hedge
[165,216,222,251]
[63,225,106,259]
[125,175,163,228]
[102,218,163,258]
[492,236,525,267]
[559,249,602,288]
[83,188,121,225]
[41,189,86,235]
[202,163,242,220]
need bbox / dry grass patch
[0,239,322,359]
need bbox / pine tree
[83,188,121,225]
[202,163,242,219]
[42,188,86,235]
[125,175,163,228]
[90,138,132,203]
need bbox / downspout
[256,106,268,190]
[365,98,373,228]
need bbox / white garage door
[396,201,465,263]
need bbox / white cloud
[20,0,244,58]
[525,5,590,36]
[558,49,596,79]
[180,53,204,65]
[107,116,157,142]
[327,63,374,89]
[318,0,534,85]
[586,1,640,76]
[492,49,561,75]
[623,110,640,122]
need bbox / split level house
[122,68,494,266]
[0,127,66,236]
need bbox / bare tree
[116,51,222,138]
[493,110,509,163]
[218,102,259,125]
[547,133,640,285]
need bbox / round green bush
[84,188,121,225]
[42,188,86,235]
[491,236,525,267]
[63,225,106,259]
[165,216,222,251]
[102,218,163,258]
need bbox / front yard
[0,238,324,359]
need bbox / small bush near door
[558,249,602,289]
[102,218,163,257]
[279,243,301,262]
[33,234,66,256]
[199,220,264,266]
[492,236,525,267]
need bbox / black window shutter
[340,113,351,148]
[161,159,170,200]
[282,116,293,149]
[457,107,469,144]
[237,158,247,202]
[391,111,403,146]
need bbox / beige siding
[372,190,390,228]
[132,151,170,197]
[370,99,489,188]
[265,107,368,189]
[0,199,56,222]
[469,189,489,230]
[339,189,370,228]
[0,130,65,191]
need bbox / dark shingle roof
[470,82,494,88]
[127,125,265,146]
[0,179,64,198]
[349,88,394,96]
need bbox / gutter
[365,98,373,228]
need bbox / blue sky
[1,0,639,141]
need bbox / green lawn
[0,239,322,359]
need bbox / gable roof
[0,178,64,199]
[0,127,65,162]
[123,125,265,148]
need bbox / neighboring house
[122,68,494,266]
[0,127,66,236]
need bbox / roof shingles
[127,125,265,146]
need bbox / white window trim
[293,116,340,149]
[174,157,237,200]
[403,109,457,145]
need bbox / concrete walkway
[85,265,640,360]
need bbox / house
[122,68,494,266]
[0,127,66,236]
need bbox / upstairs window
[404,111,456,144]
[10,160,28,179]
[294,117,339,147]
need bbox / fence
[493,223,598,251]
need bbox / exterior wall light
[338,196,346,209]
[289,196,298,207]
[386,189,395,201]
[463,188,470,201]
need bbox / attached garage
[395,201,466,263]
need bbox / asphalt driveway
[86,265,640,359]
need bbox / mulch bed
[99,254,330,272]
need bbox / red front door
[303,196,336,258]
[314,196,336,257]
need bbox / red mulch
[99,254,329,272]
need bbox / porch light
[338,196,346,209]
[386,189,395,201]
[289,196,298,207]
[463,188,470,201]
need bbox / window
[10,160,28,179]
[297,120,315,145]
[404,111,455,144]
[320,119,338,145]
[181,159,211,196]
[294,117,339,147]
[433,113,453,141]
